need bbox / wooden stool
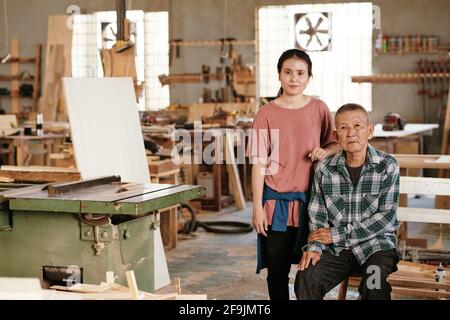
[337,275,361,300]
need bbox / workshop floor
[165,196,449,300]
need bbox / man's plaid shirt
[303,145,399,265]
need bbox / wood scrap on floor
[49,272,207,300]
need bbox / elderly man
[294,103,400,300]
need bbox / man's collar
[329,144,381,169]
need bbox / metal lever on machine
[93,225,105,256]
[47,176,121,196]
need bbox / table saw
[0,176,205,293]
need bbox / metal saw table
[0,176,205,293]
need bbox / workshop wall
[0,0,448,124]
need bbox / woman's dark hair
[276,49,313,97]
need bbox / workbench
[372,123,438,154]
[0,176,205,293]
[0,133,66,166]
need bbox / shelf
[2,57,36,64]
[0,95,33,99]
[2,39,42,116]
[352,72,450,84]
[0,75,35,81]
[375,45,449,56]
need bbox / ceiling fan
[294,12,331,52]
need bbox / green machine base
[0,177,205,293]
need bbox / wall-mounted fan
[294,12,331,52]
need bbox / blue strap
[256,184,309,273]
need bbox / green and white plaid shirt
[303,145,399,265]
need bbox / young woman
[247,49,339,300]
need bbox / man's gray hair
[335,103,370,124]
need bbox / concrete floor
[165,196,449,300]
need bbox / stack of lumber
[347,261,450,299]
[389,261,450,299]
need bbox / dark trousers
[294,249,399,300]
[266,226,299,300]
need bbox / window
[72,11,169,111]
[257,3,373,111]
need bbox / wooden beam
[225,132,245,210]
[10,39,20,114]
[395,154,450,169]
[388,276,450,291]
[392,286,450,299]
[0,168,80,183]
[397,207,450,224]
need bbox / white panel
[63,77,150,184]
[63,77,170,290]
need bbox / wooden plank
[0,169,80,183]
[148,160,179,175]
[47,175,120,196]
[160,205,178,250]
[45,16,73,78]
[40,16,73,122]
[388,276,450,291]
[41,45,65,121]
[391,286,450,299]
[62,78,151,184]
[225,132,245,210]
[10,39,20,114]
[0,166,78,173]
[435,83,450,209]
[395,154,450,169]
[32,44,42,112]
[397,260,450,274]
[441,83,450,155]
[397,207,450,224]
[400,176,450,196]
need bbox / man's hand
[308,228,333,244]
[309,147,328,161]
[252,205,268,236]
[298,251,321,271]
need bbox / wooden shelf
[375,45,450,56]
[3,57,36,64]
[352,72,450,84]
[0,95,33,99]
[2,39,42,116]
[0,75,35,81]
